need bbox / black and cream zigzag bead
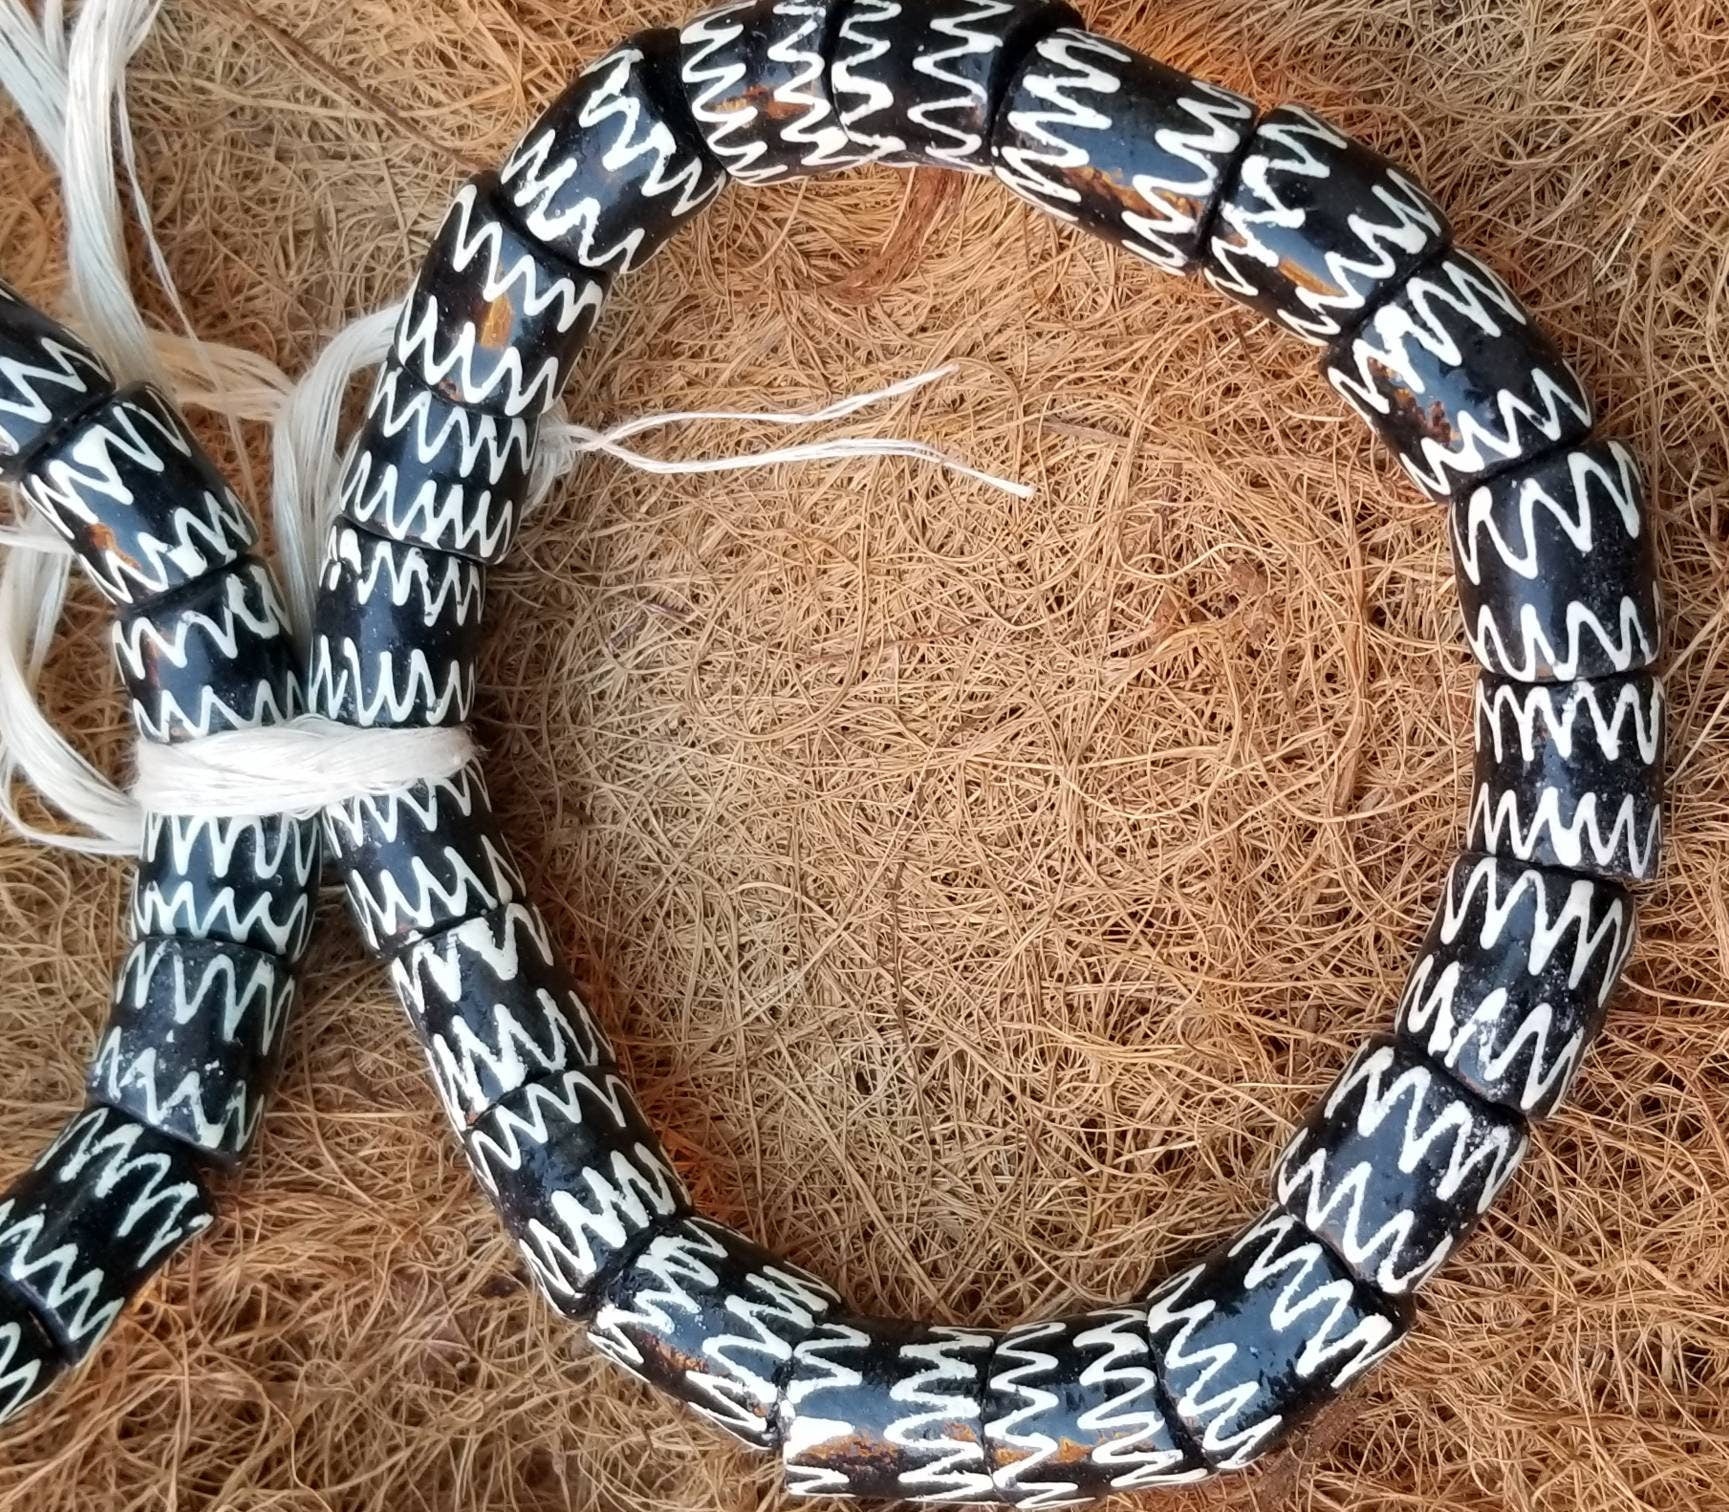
[1396,853,1633,1118]
[0,280,113,477]
[0,1290,61,1426]
[1452,439,1660,682]
[990,29,1254,274]
[1469,670,1664,882]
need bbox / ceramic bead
[1452,438,1659,682]
[337,365,536,566]
[0,280,114,479]
[0,1287,63,1424]
[830,0,1078,172]
[321,763,524,957]
[393,174,609,419]
[990,29,1255,274]
[388,902,612,1129]
[461,1068,689,1316]
[680,0,871,183]
[499,29,724,275]
[1469,670,1664,882]
[112,558,299,743]
[1324,250,1593,502]
[983,1307,1206,1503]
[1396,853,1633,1118]
[1272,1036,1528,1295]
[1143,1210,1408,1470]
[0,1105,212,1361]
[779,1316,997,1501]
[589,1215,840,1448]
[1206,106,1451,345]
[88,936,294,1165]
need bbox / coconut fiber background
[1,0,1728,1508]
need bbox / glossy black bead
[308,523,483,729]
[1324,250,1594,502]
[679,0,872,183]
[1272,1036,1528,1295]
[112,558,299,743]
[1143,1209,1408,1470]
[337,365,536,566]
[1396,854,1633,1119]
[499,29,724,275]
[461,1067,689,1316]
[1470,670,1665,882]
[0,1104,212,1361]
[0,280,114,479]
[388,902,612,1129]
[321,762,524,957]
[1452,438,1659,682]
[830,0,1078,172]
[393,174,609,419]
[779,1316,996,1501]
[1206,105,1451,345]
[983,1307,1206,1502]
[0,1286,63,1424]
[990,29,1255,274]
[589,1215,839,1448]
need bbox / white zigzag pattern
[0,332,105,452]
[134,817,316,958]
[118,938,290,1046]
[0,1321,48,1424]
[764,0,863,174]
[307,636,474,728]
[831,0,904,156]
[1118,81,1252,272]
[340,831,518,946]
[323,765,487,846]
[906,0,1017,168]
[1475,676,1663,766]
[327,524,483,625]
[1470,783,1661,879]
[111,565,289,680]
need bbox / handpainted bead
[679,0,871,183]
[393,174,609,419]
[983,1307,1206,1503]
[19,383,256,607]
[1469,671,1665,882]
[337,365,536,566]
[499,29,724,275]
[589,1215,840,1448]
[1206,106,1451,345]
[1396,853,1633,1118]
[0,1104,212,1361]
[0,280,114,478]
[779,1316,996,1501]
[111,558,299,743]
[1324,250,1594,502]
[460,1067,689,1316]
[1272,1036,1528,1295]
[321,762,524,957]
[388,902,612,1129]
[1452,439,1659,682]
[307,523,483,729]
[830,0,1079,173]
[131,810,321,964]
[0,1287,63,1425]
[1143,1210,1408,1470]
[990,29,1255,274]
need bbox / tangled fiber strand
[0,0,1727,1508]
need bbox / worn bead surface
[500,29,724,274]
[0,280,114,478]
[1143,1210,1408,1470]
[779,1316,996,1501]
[1396,853,1633,1118]
[991,29,1255,274]
[388,902,611,1129]
[983,1307,1205,1503]
[0,1288,63,1424]
[1452,439,1659,682]
[322,763,524,957]
[830,0,1078,172]
[1206,105,1450,345]
[393,174,608,419]
[112,558,298,743]
[461,1068,689,1316]
[589,1215,840,1448]
[1272,1036,1528,1295]
[307,523,483,729]
[1324,250,1593,501]
[1469,671,1665,882]
[680,0,871,183]
[0,1105,212,1360]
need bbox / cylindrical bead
[0,1288,63,1424]
[0,281,114,479]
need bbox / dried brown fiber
[2,0,1728,1508]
